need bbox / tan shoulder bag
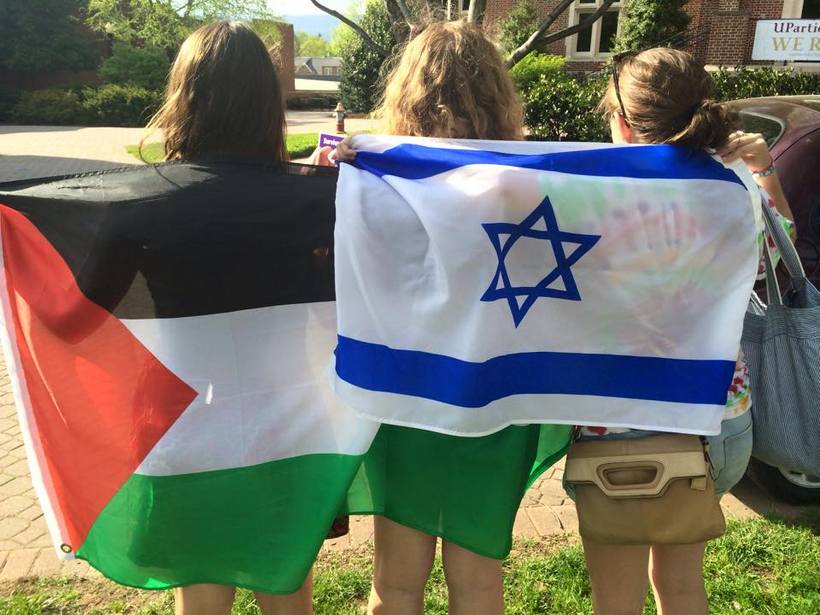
[565,434,725,545]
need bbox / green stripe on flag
[77,453,364,594]
[344,423,571,559]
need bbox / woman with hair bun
[568,47,793,615]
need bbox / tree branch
[538,0,617,47]
[505,0,616,69]
[384,1,412,42]
[467,0,486,23]
[504,0,574,68]
[309,0,389,58]
[393,0,414,25]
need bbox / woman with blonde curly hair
[377,24,523,139]
[331,21,556,615]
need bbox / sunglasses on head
[610,50,638,125]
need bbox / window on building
[803,0,820,18]
[569,0,623,59]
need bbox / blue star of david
[481,196,601,327]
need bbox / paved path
[0,120,812,582]
[0,113,378,182]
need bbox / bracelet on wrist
[752,161,775,178]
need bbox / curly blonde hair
[378,21,523,140]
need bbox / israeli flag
[333,136,761,436]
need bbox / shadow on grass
[729,475,819,533]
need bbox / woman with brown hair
[142,20,313,615]
[569,47,793,615]
[143,20,286,163]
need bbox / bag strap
[760,194,804,283]
[748,289,767,315]
[762,233,782,306]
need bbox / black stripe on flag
[0,162,338,319]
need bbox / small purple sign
[319,132,344,149]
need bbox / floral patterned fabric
[580,193,794,438]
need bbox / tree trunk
[384,1,412,44]
[467,0,486,23]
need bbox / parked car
[725,96,820,504]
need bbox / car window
[736,110,786,147]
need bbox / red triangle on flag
[0,205,198,552]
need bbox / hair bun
[677,98,729,150]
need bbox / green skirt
[344,422,571,559]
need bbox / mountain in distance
[283,14,341,39]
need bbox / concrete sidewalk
[0,113,377,180]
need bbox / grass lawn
[126,133,319,164]
[0,517,818,614]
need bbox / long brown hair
[143,21,287,162]
[600,48,731,150]
[378,20,523,140]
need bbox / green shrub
[519,71,609,142]
[81,84,162,127]
[511,53,566,91]
[0,85,21,123]
[287,94,338,110]
[12,88,88,125]
[517,61,820,143]
[337,0,397,113]
[498,0,539,53]
[712,66,820,102]
[99,43,170,90]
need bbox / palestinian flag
[0,163,378,593]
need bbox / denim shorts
[564,411,754,499]
[706,411,753,496]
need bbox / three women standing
[142,18,789,615]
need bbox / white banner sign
[752,19,820,61]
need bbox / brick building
[485,0,820,70]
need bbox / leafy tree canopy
[296,32,332,57]
[337,0,396,112]
[613,0,690,54]
[86,0,277,52]
[0,0,98,72]
[498,0,539,53]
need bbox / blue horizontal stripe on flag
[335,336,735,407]
[351,143,745,188]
